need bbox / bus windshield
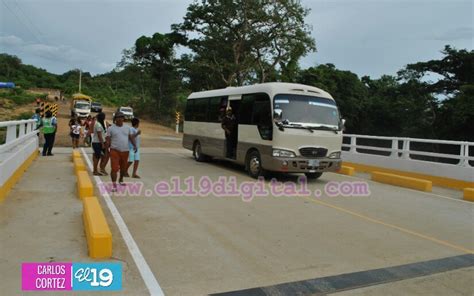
[274,94,340,127]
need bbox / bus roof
[187,82,334,100]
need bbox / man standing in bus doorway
[221,107,237,159]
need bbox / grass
[14,111,34,120]
[0,89,45,106]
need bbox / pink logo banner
[22,263,72,291]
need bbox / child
[70,118,81,149]
[127,118,141,178]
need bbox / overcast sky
[0,0,472,78]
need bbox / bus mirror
[340,118,346,130]
[274,109,283,121]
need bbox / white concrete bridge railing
[0,120,39,192]
[342,134,474,183]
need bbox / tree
[297,64,368,133]
[133,33,180,111]
[398,45,474,141]
[173,0,315,87]
[398,45,474,96]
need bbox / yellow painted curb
[72,150,81,161]
[74,157,86,176]
[77,170,94,199]
[82,196,112,258]
[337,166,355,176]
[463,188,474,202]
[371,171,432,192]
[343,161,473,190]
[0,150,38,201]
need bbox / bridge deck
[0,147,472,295]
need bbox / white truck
[70,93,92,118]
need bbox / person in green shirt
[41,110,57,156]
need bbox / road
[2,101,472,295]
[80,147,473,295]
[51,101,180,147]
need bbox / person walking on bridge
[126,117,141,179]
[40,110,57,156]
[91,112,109,176]
[106,112,137,192]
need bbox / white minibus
[182,83,344,179]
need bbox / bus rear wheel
[305,172,323,180]
[193,141,208,162]
[247,151,265,179]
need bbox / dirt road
[51,102,182,148]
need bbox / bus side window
[208,97,221,122]
[252,94,272,140]
[241,93,272,140]
[194,98,209,122]
[185,99,195,121]
[239,95,254,124]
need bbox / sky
[0,0,472,78]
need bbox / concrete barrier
[77,170,93,199]
[371,171,432,192]
[337,166,355,176]
[463,188,474,202]
[73,157,86,177]
[82,196,112,258]
[0,150,38,201]
[72,150,81,161]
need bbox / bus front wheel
[247,151,265,179]
[305,172,323,180]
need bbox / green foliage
[0,53,61,89]
[14,111,34,120]
[0,89,44,106]
[0,33,471,141]
[173,0,315,87]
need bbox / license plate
[308,159,319,167]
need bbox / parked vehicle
[116,106,134,120]
[70,93,92,118]
[91,102,102,113]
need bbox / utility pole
[78,69,82,93]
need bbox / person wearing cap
[221,107,237,158]
[105,111,137,191]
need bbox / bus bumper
[264,156,342,173]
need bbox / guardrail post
[27,122,32,133]
[391,138,398,157]
[5,124,16,143]
[401,139,410,159]
[460,143,470,167]
[349,135,357,153]
[18,123,26,137]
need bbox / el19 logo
[72,263,122,291]
[74,267,113,287]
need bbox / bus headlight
[272,149,296,158]
[328,151,341,159]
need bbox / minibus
[182,83,344,179]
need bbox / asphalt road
[83,147,473,295]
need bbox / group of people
[68,115,94,149]
[78,111,142,191]
[33,108,142,192]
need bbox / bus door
[226,95,240,159]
